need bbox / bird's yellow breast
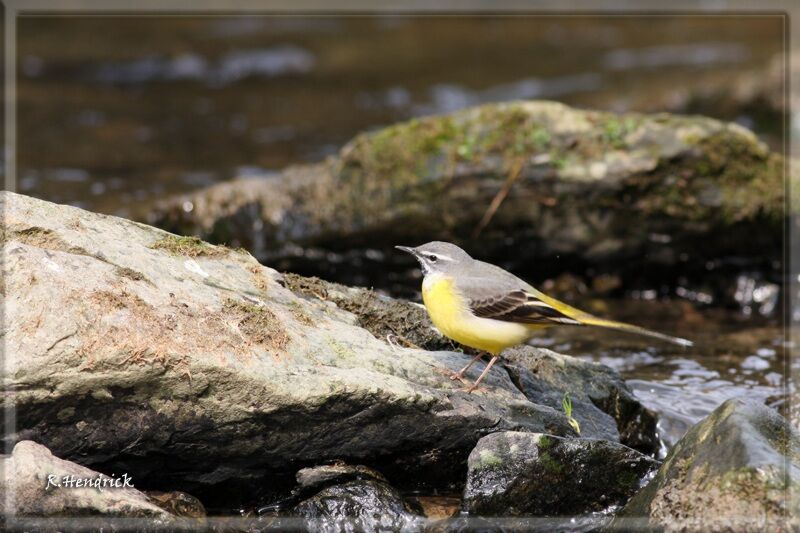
[421,274,532,355]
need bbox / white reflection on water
[415,73,603,115]
[628,376,779,451]
[93,46,315,86]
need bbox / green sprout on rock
[562,392,581,435]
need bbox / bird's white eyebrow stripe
[422,252,453,261]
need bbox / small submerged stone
[409,495,461,520]
[463,431,659,517]
[145,490,206,518]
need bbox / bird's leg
[450,351,486,382]
[466,356,500,394]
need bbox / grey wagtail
[396,241,692,393]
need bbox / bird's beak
[394,245,417,256]
[396,245,428,275]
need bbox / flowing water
[16,15,788,465]
[18,16,783,218]
[533,299,786,452]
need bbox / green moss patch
[621,127,780,225]
[602,116,639,149]
[538,451,564,474]
[325,337,355,360]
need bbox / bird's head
[395,241,472,276]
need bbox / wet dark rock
[463,431,658,517]
[145,490,206,518]
[503,347,661,454]
[612,398,799,532]
[295,464,388,492]
[292,478,423,533]
[257,463,402,517]
[146,100,783,302]
[1,440,170,520]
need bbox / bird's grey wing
[456,272,581,325]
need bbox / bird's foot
[449,371,467,382]
[463,383,487,394]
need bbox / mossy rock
[463,431,659,516]
[502,346,660,455]
[146,101,784,301]
[611,398,800,532]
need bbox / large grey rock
[147,100,783,300]
[283,274,661,455]
[5,191,623,507]
[463,432,658,517]
[612,398,800,532]
[1,440,170,520]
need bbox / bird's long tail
[578,316,693,347]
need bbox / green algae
[538,451,564,474]
[325,337,355,360]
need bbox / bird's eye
[425,254,438,263]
